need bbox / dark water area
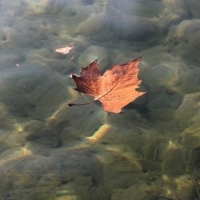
[0,0,200,199]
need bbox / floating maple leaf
[68,57,146,113]
[55,45,74,54]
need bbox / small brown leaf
[55,45,74,54]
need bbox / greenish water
[0,0,200,199]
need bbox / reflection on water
[0,0,200,199]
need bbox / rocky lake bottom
[1,0,200,199]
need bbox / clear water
[0,0,200,199]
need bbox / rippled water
[1,0,200,199]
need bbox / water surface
[0,0,200,199]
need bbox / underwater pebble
[111,183,159,200]
[163,148,185,178]
[160,0,189,27]
[78,45,108,69]
[76,13,105,37]
[187,0,200,18]
[3,26,18,41]
[0,53,25,70]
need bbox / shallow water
[1,0,200,199]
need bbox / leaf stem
[68,100,96,107]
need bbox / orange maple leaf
[68,57,146,113]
